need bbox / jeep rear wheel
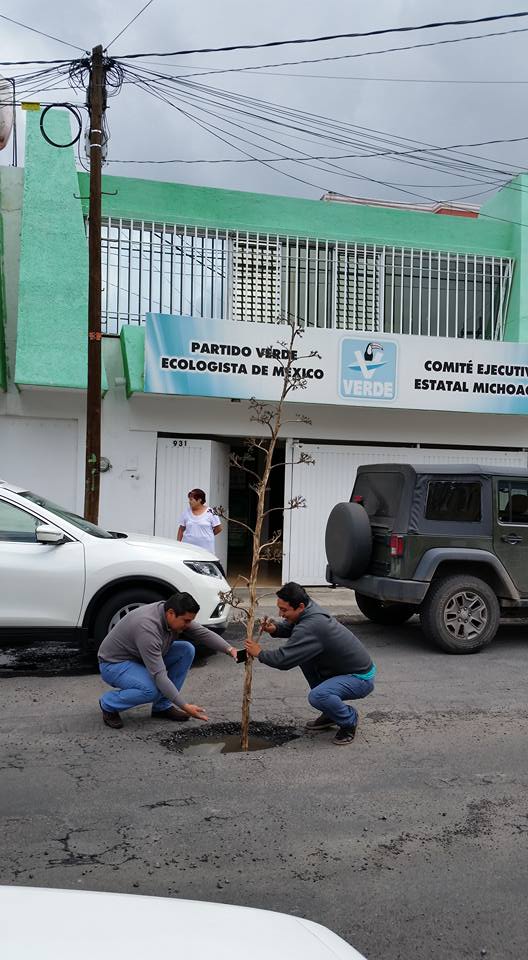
[420,575,499,653]
[355,593,416,626]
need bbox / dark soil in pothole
[162,721,300,755]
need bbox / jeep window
[425,481,482,522]
[498,482,528,524]
[353,472,404,519]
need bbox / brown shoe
[100,704,123,729]
[151,706,190,722]
[305,713,337,731]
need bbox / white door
[284,442,528,585]
[208,441,230,571]
[154,437,230,569]
[0,498,85,627]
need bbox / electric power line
[125,70,507,203]
[123,64,522,181]
[146,25,528,80]
[126,60,528,84]
[103,133,528,171]
[3,18,528,70]
[113,76,528,225]
[116,10,528,59]
[0,12,87,53]
[106,0,158,51]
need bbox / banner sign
[144,313,528,416]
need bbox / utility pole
[84,45,105,523]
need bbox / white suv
[0,481,231,647]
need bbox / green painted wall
[15,109,89,389]
[480,176,528,341]
[120,324,144,395]
[0,186,7,391]
[78,172,514,257]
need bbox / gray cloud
[2,0,527,203]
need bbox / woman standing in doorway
[177,488,223,555]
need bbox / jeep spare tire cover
[325,502,372,579]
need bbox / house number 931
[172,439,188,447]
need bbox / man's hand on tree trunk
[245,637,262,658]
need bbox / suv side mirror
[36,523,66,545]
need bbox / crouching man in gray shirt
[98,592,237,729]
[246,582,376,746]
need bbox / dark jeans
[302,663,374,728]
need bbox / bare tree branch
[229,453,261,483]
[267,453,315,472]
[244,435,270,453]
[211,509,255,537]
[258,529,282,552]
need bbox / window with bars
[101,220,227,333]
[231,237,281,323]
[101,218,514,341]
[336,247,381,332]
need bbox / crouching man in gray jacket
[98,592,238,729]
[246,582,375,746]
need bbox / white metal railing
[101,218,514,341]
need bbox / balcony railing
[101,218,514,341]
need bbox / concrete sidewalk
[230,586,362,620]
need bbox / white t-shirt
[179,506,221,553]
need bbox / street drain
[162,721,300,755]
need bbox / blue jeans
[302,663,374,728]
[99,641,195,713]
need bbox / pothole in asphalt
[0,643,98,676]
[162,721,300,755]
[0,643,214,678]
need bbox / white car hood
[0,887,367,960]
[117,532,219,562]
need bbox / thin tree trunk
[241,429,279,750]
[238,323,310,750]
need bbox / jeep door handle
[501,534,523,544]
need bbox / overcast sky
[2,0,528,204]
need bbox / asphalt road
[1,615,527,960]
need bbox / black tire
[355,593,416,625]
[420,575,499,654]
[92,587,166,645]
[325,502,372,579]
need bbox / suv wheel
[355,593,416,626]
[420,575,499,653]
[93,587,166,646]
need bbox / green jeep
[325,463,528,653]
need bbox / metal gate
[283,441,528,585]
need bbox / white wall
[0,413,79,507]
[98,340,157,534]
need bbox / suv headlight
[184,560,224,579]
